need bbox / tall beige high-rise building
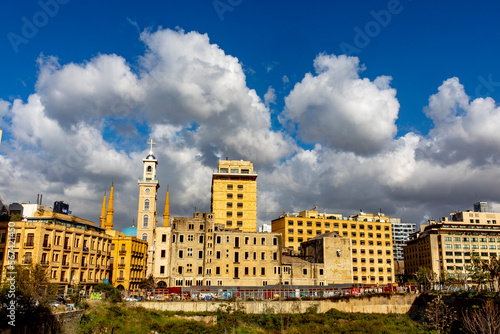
[211,160,257,232]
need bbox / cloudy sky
[2,0,500,231]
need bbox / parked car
[124,296,138,302]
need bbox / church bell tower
[136,139,159,275]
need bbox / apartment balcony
[42,243,51,250]
[119,251,126,256]
[40,260,50,266]
[23,243,34,249]
[117,278,125,282]
[97,250,102,256]
[83,247,89,253]
[80,278,87,283]
[62,262,70,268]
[81,263,88,268]
[63,245,71,251]
[118,264,126,269]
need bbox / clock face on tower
[144,188,151,194]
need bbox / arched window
[144,199,150,211]
[147,166,152,172]
[141,233,148,241]
[143,215,149,228]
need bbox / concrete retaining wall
[138,294,419,314]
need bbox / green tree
[425,295,456,334]
[469,254,489,291]
[0,262,57,328]
[416,267,437,291]
[216,298,245,334]
[482,255,500,293]
[93,283,122,303]
[138,274,156,292]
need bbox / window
[187,235,194,242]
[141,233,148,241]
[216,251,221,259]
[226,211,233,217]
[160,266,165,274]
[199,235,204,243]
[237,203,243,208]
[162,234,167,242]
[142,215,149,228]
[273,252,278,260]
[26,233,34,246]
[187,248,193,257]
[261,267,266,275]
[261,252,266,260]
[216,236,221,244]
[237,194,243,199]
[178,250,183,258]
[237,185,243,190]
[302,268,308,275]
[227,184,233,190]
[161,250,166,258]
[144,199,150,211]
[237,221,243,227]
[179,235,184,243]
[261,237,266,245]
[216,267,221,275]
[319,269,324,275]
[227,193,233,199]
[288,237,294,242]
[227,202,233,208]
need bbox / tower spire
[106,181,114,230]
[99,190,107,229]
[163,185,170,226]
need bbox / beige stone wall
[324,237,352,284]
[139,294,419,314]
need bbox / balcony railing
[118,264,126,269]
[117,278,124,282]
[42,243,51,249]
[24,243,34,248]
[138,177,158,181]
[81,263,88,268]
[62,262,70,268]
[119,251,126,256]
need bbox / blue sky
[1,0,500,230]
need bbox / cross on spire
[147,139,156,154]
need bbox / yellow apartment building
[404,202,500,282]
[272,208,395,285]
[107,229,148,290]
[211,160,257,232]
[0,204,111,294]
